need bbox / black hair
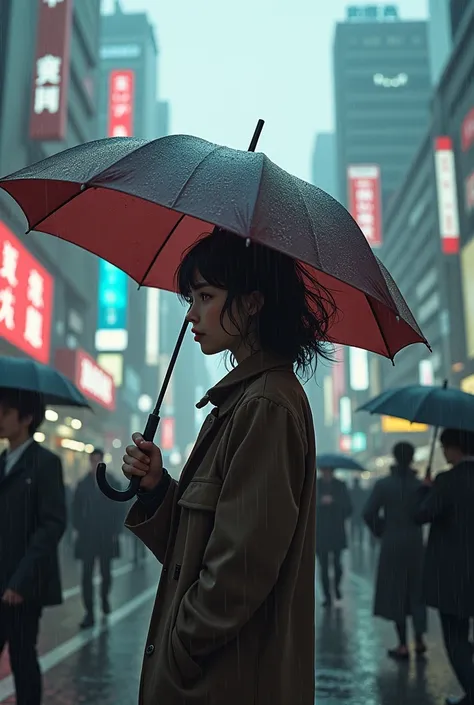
[0,388,45,435]
[440,428,474,455]
[91,448,104,459]
[176,229,338,378]
[393,441,415,466]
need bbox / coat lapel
[1,441,38,485]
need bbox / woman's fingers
[125,444,150,465]
[122,453,149,478]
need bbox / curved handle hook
[96,413,160,502]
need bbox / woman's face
[185,275,255,360]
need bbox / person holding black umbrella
[415,428,474,705]
[364,441,427,660]
[0,388,66,705]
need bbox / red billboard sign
[434,137,460,255]
[108,70,135,137]
[55,348,116,411]
[461,108,474,153]
[347,165,382,247]
[0,222,53,363]
[29,0,73,141]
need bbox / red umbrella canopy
[0,134,428,360]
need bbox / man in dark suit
[73,448,124,629]
[0,388,66,705]
[316,467,352,608]
[415,428,474,705]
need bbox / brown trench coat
[125,352,316,705]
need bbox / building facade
[439,0,474,393]
[0,0,111,484]
[331,6,432,461]
[334,8,432,212]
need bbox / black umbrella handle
[96,413,160,502]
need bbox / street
[0,539,460,705]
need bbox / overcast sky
[119,0,429,182]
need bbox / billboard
[95,260,128,352]
[0,222,53,363]
[29,0,73,141]
[382,416,428,433]
[434,137,460,255]
[55,348,116,411]
[108,69,135,138]
[347,165,382,248]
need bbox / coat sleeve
[125,477,178,563]
[8,453,66,595]
[363,481,385,537]
[172,397,307,673]
[414,474,449,525]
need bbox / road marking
[0,584,156,702]
[62,560,139,600]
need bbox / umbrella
[0,121,428,501]
[317,453,365,472]
[357,380,474,477]
[0,356,90,408]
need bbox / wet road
[0,536,462,704]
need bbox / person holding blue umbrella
[0,356,89,705]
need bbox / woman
[122,229,336,705]
[364,442,427,660]
[316,467,352,608]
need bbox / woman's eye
[200,293,211,301]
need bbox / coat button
[145,644,155,656]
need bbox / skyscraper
[334,7,432,215]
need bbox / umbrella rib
[367,297,394,364]
[138,213,186,288]
[27,185,89,234]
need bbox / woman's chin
[198,338,225,356]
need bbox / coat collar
[0,440,39,483]
[196,352,293,417]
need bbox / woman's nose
[185,305,198,324]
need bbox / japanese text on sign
[30,0,72,140]
[434,137,460,255]
[0,222,53,363]
[108,70,135,137]
[347,165,382,247]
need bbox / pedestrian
[316,467,352,608]
[415,428,474,705]
[364,441,427,660]
[0,388,66,705]
[350,475,368,546]
[122,229,337,705]
[73,448,124,629]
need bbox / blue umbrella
[0,356,90,408]
[357,383,474,433]
[317,453,365,472]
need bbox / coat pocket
[178,478,221,512]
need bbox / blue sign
[97,260,128,331]
[347,5,398,22]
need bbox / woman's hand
[122,432,163,491]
